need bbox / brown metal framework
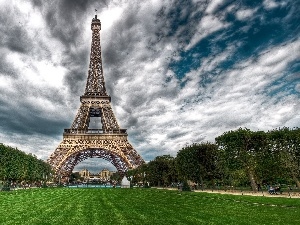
[48,15,144,178]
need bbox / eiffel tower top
[83,15,107,97]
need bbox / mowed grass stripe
[1,188,300,225]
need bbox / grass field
[0,188,300,225]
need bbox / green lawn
[0,188,299,225]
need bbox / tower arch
[57,148,131,177]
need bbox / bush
[144,182,151,188]
[182,180,191,191]
[1,182,11,191]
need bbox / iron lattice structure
[48,15,144,178]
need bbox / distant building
[79,168,91,179]
[99,168,114,180]
[78,168,116,182]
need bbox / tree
[268,127,300,188]
[176,142,218,188]
[69,172,81,183]
[146,155,177,187]
[110,172,122,184]
[0,144,52,186]
[216,128,259,191]
[253,130,286,185]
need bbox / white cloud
[34,60,67,87]
[205,0,223,14]
[185,15,230,50]
[5,52,66,89]
[100,6,123,30]
[259,41,300,67]
[236,8,257,21]
[263,0,287,9]
[285,114,300,128]
[0,75,13,90]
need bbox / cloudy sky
[0,0,299,173]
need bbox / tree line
[0,143,52,187]
[127,127,300,191]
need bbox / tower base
[48,129,144,178]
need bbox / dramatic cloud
[0,0,299,173]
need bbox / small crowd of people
[267,185,282,195]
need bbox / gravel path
[156,187,300,198]
[194,189,300,198]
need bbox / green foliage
[267,127,300,187]
[215,127,300,190]
[110,172,122,184]
[125,127,300,190]
[229,169,248,187]
[1,181,11,191]
[181,180,191,191]
[129,155,178,187]
[69,172,82,183]
[216,128,260,191]
[146,155,178,186]
[0,144,52,183]
[176,142,219,186]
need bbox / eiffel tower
[48,15,144,178]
